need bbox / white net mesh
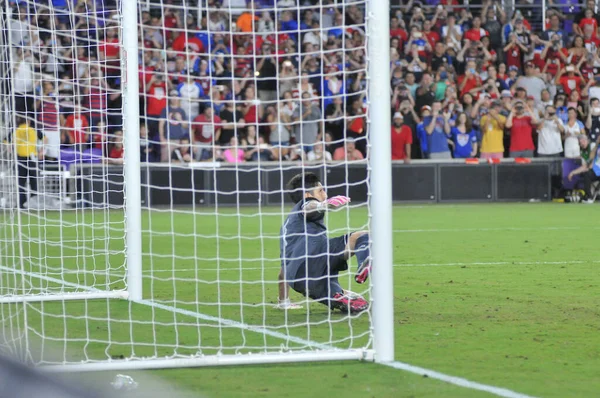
[0,0,374,367]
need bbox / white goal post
[0,0,393,370]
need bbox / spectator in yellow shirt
[14,117,40,208]
[480,101,507,160]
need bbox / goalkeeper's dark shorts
[290,234,349,302]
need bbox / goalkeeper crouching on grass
[276,172,371,314]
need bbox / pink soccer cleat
[331,292,369,314]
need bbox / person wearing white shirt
[563,107,586,159]
[537,105,565,156]
[176,77,203,121]
[303,20,326,46]
[306,142,332,162]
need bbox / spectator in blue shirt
[416,105,431,158]
[424,102,452,160]
[450,112,479,158]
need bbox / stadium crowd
[8,0,600,200]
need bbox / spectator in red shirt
[107,131,124,164]
[192,107,222,160]
[582,24,600,51]
[457,60,483,98]
[145,73,171,134]
[391,112,412,162]
[503,33,528,71]
[579,8,598,38]
[423,20,440,47]
[464,16,489,42]
[505,100,539,158]
[541,34,569,76]
[172,30,204,54]
[390,16,408,42]
[98,27,120,80]
[556,65,585,97]
[63,104,89,147]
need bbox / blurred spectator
[245,135,275,161]
[35,81,61,161]
[256,42,278,103]
[63,102,90,150]
[537,105,565,157]
[84,73,110,127]
[14,117,40,209]
[171,137,193,163]
[107,131,124,164]
[159,93,189,162]
[506,100,539,158]
[333,138,364,161]
[307,142,332,162]
[139,123,156,162]
[12,48,34,118]
[236,1,258,32]
[424,102,452,160]
[218,100,244,147]
[555,65,584,98]
[146,70,171,134]
[268,107,291,160]
[480,101,506,159]
[293,92,321,151]
[564,107,586,159]
[586,98,600,144]
[514,62,546,103]
[391,112,412,163]
[573,144,600,203]
[223,136,245,163]
[192,107,221,160]
[176,76,204,121]
[449,112,478,158]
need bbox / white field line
[12,225,598,242]
[393,226,600,233]
[132,259,600,274]
[384,361,538,398]
[136,299,333,350]
[134,299,538,398]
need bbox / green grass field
[1,203,599,397]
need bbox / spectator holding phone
[480,101,506,160]
[506,99,539,158]
[564,107,586,159]
[425,101,452,160]
[537,105,565,157]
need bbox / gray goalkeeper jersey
[279,198,328,282]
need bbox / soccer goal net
[0,0,393,370]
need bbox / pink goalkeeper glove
[325,195,351,208]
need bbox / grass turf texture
[1,203,599,397]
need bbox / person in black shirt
[586,97,600,144]
[256,42,278,104]
[430,42,450,72]
[218,101,244,146]
[415,72,436,111]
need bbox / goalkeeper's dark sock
[354,234,370,268]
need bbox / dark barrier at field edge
[76,161,552,208]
